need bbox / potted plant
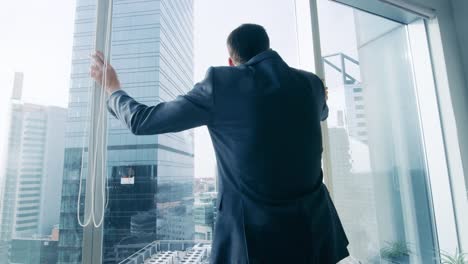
[441,248,467,264]
[380,241,411,264]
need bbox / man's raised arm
[90,51,214,135]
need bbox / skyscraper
[344,84,368,143]
[9,236,59,264]
[58,0,194,263]
[0,72,66,261]
[193,192,217,241]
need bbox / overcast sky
[0,0,356,178]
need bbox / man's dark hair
[227,24,270,64]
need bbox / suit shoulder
[198,66,241,85]
[210,65,248,75]
[289,67,321,82]
[209,65,252,83]
[289,67,323,88]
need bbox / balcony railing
[118,240,211,264]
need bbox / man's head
[227,24,270,66]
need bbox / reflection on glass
[105,165,157,262]
[317,0,437,263]
[55,0,97,262]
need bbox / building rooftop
[144,245,209,264]
[120,241,211,264]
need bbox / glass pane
[317,0,438,263]
[107,0,313,263]
[101,0,194,262]
[57,0,97,262]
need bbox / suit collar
[243,49,281,66]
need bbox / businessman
[91,24,349,264]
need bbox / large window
[0,0,465,263]
[314,0,455,262]
[0,0,311,263]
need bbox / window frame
[78,0,468,261]
[308,0,467,254]
[81,0,113,262]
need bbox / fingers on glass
[90,64,100,76]
[92,51,105,67]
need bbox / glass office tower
[58,0,194,263]
[0,73,66,263]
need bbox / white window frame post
[82,0,113,262]
[308,0,335,196]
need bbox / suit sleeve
[106,67,215,135]
[315,77,329,121]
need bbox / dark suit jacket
[107,49,349,264]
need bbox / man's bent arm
[107,67,214,135]
[315,76,329,121]
[321,101,329,121]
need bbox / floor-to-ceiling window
[314,0,452,263]
[0,0,311,263]
[0,0,464,263]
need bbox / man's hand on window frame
[90,50,121,95]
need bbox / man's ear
[228,57,235,67]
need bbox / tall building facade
[328,125,379,261]
[9,237,59,264]
[344,84,368,143]
[323,53,380,261]
[0,73,66,261]
[193,192,217,241]
[58,0,194,263]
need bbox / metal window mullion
[82,0,112,263]
[413,19,468,252]
[308,0,334,197]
